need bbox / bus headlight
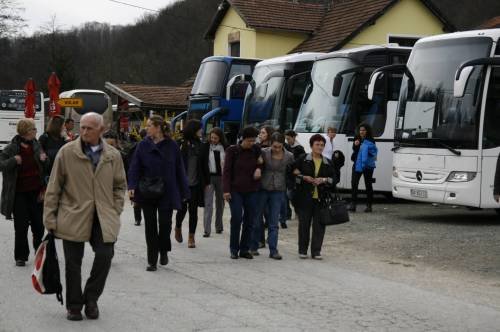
[446,172,476,182]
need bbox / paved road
[1,200,500,331]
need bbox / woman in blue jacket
[128,115,190,271]
[350,123,377,213]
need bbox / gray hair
[80,112,104,128]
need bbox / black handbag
[138,176,165,200]
[319,192,350,226]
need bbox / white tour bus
[0,90,44,150]
[294,45,411,193]
[368,29,500,210]
[241,52,325,131]
[60,89,113,131]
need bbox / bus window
[350,68,387,137]
[229,63,253,79]
[283,74,309,130]
[483,67,500,149]
[228,63,255,100]
[72,92,109,115]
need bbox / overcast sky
[20,0,179,35]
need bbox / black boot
[364,204,372,213]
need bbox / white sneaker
[299,254,308,259]
[312,255,323,260]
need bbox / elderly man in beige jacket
[44,112,127,321]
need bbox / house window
[388,35,421,47]
[228,31,241,57]
[229,42,240,57]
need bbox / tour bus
[367,29,500,210]
[60,89,113,132]
[185,56,260,143]
[0,90,44,150]
[293,45,411,193]
[241,53,324,131]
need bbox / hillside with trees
[0,0,221,92]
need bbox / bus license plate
[411,189,428,199]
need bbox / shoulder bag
[319,191,350,226]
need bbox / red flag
[24,78,36,118]
[47,72,61,117]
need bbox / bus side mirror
[368,71,384,100]
[454,66,474,98]
[454,57,500,98]
[332,75,343,97]
[226,74,252,100]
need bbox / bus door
[480,66,500,208]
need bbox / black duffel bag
[318,192,350,226]
[138,176,165,200]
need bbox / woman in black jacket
[292,134,337,260]
[38,116,66,175]
[175,119,204,248]
[199,127,227,237]
[0,118,49,266]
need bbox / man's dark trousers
[62,215,114,310]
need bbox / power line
[108,0,160,12]
[108,0,256,33]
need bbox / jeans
[351,168,375,205]
[251,190,283,254]
[13,191,44,261]
[229,191,257,255]
[298,199,326,256]
[176,185,200,234]
[203,176,224,234]
[142,205,173,266]
[63,217,114,311]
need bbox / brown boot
[188,233,196,248]
[175,227,183,243]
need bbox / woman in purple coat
[128,115,190,271]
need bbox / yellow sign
[57,98,83,108]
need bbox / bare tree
[0,0,25,38]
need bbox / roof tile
[293,0,395,52]
[112,84,191,108]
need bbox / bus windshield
[191,61,228,96]
[294,57,357,133]
[72,92,110,115]
[0,90,42,112]
[243,64,287,128]
[397,37,492,149]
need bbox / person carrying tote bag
[292,134,338,260]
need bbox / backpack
[32,233,63,305]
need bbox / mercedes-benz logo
[416,171,423,182]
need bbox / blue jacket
[128,137,190,210]
[355,139,377,172]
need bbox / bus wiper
[190,93,210,97]
[391,140,423,152]
[414,138,462,156]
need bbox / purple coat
[128,137,190,210]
